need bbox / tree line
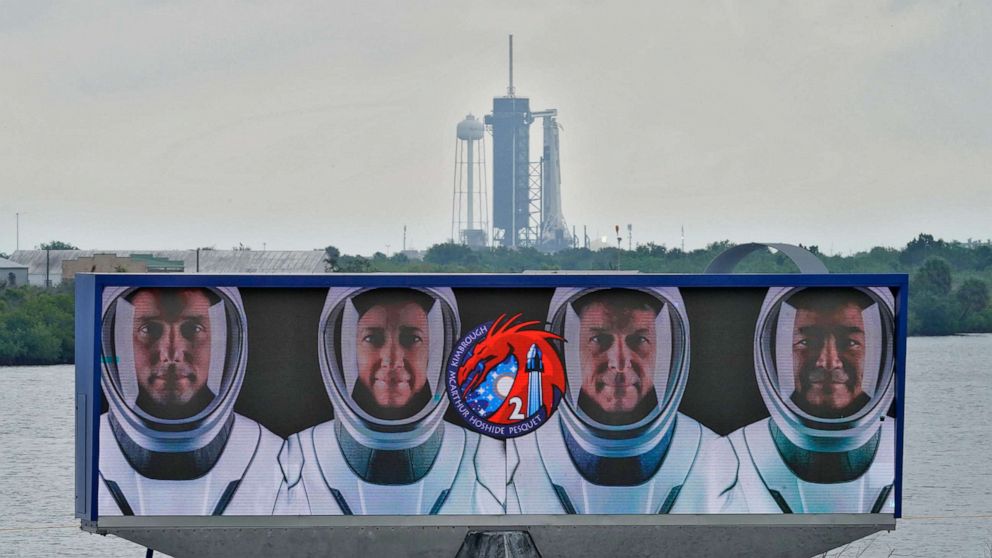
[324,233,991,336]
[2,233,989,365]
[0,283,74,365]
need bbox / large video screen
[93,284,900,516]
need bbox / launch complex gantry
[452,35,572,252]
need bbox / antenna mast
[507,34,515,97]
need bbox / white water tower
[451,114,489,248]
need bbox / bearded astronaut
[507,287,733,514]
[276,287,504,515]
[683,287,897,514]
[98,287,284,516]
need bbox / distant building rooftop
[8,249,328,287]
[0,257,28,270]
[128,253,185,272]
[0,257,29,288]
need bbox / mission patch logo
[445,314,566,439]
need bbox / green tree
[634,242,668,257]
[912,257,952,296]
[38,240,79,250]
[955,279,989,322]
[338,255,372,273]
[909,257,957,335]
[323,246,341,272]
[424,243,479,267]
[908,294,958,335]
[0,285,74,365]
[974,245,992,271]
[900,233,944,266]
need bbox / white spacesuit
[507,287,730,514]
[687,287,897,514]
[98,286,284,516]
[276,287,504,515]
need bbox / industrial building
[0,256,29,287]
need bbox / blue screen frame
[75,272,909,521]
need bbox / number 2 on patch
[508,397,525,420]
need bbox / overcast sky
[1,1,989,255]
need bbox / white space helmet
[100,286,247,453]
[318,287,460,451]
[547,287,690,458]
[754,286,896,453]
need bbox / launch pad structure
[453,35,572,252]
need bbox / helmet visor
[763,287,894,421]
[552,288,687,431]
[322,288,457,427]
[101,287,244,423]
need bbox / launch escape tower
[456,35,570,252]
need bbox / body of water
[1,335,990,557]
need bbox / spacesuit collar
[108,411,235,480]
[769,419,880,483]
[335,419,444,485]
[561,414,675,486]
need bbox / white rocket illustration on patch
[526,343,543,416]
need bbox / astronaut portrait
[98,287,284,516]
[276,287,505,515]
[685,287,897,514]
[507,287,733,514]
[574,290,662,426]
[788,288,874,419]
[352,290,434,420]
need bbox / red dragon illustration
[456,313,566,424]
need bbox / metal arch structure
[705,243,829,274]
